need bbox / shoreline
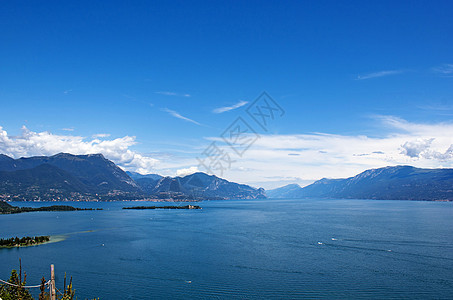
[4,198,452,203]
[123,205,202,210]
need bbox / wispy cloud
[213,100,248,113]
[162,108,201,126]
[62,127,74,132]
[356,70,404,80]
[63,89,72,94]
[418,104,453,111]
[122,94,154,107]
[432,64,453,77]
[156,91,191,97]
[92,133,111,138]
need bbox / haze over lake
[1,198,452,299]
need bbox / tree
[0,262,34,300]
[39,277,48,300]
[0,261,98,300]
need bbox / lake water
[1,199,453,299]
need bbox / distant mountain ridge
[267,166,453,201]
[0,153,265,201]
[127,171,265,200]
[266,183,301,199]
[146,172,266,200]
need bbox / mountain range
[127,170,266,200]
[0,153,265,201]
[1,153,452,202]
[267,166,453,201]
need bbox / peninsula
[0,201,102,214]
[0,236,50,248]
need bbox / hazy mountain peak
[266,183,302,199]
[126,171,162,181]
[268,165,453,201]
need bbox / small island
[0,235,50,248]
[123,205,202,210]
[0,201,102,214]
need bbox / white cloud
[176,166,199,177]
[213,100,248,113]
[156,91,191,97]
[197,116,453,189]
[400,138,434,158]
[0,126,158,174]
[423,145,453,160]
[2,116,452,190]
[356,70,404,80]
[62,128,74,132]
[162,108,201,126]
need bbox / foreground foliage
[0,262,98,300]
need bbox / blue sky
[1,1,452,188]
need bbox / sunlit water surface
[1,199,452,299]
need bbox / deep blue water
[1,199,453,299]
